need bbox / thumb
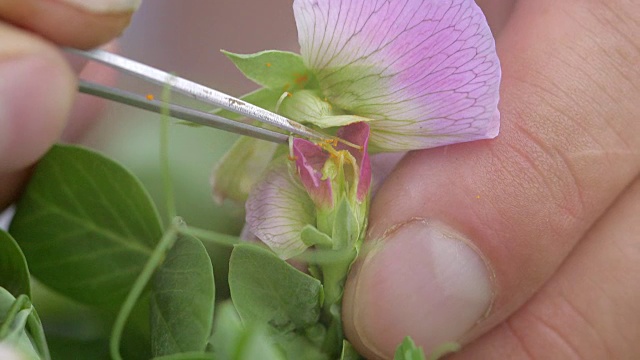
[342,0,640,358]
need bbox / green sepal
[209,302,285,360]
[331,198,360,251]
[393,334,462,359]
[229,244,324,331]
[394,337,426,360]
[340,340,363,360]
[316,197,359,307]
[223,50,315,91]
[272,331,329,360]
[0,230,30,298]
[150,234,215,357]
[0,288,50,360]
[212,136,280,203]
[301,225,334,248]
[396,338,461,360]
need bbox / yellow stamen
[335,137,362,150]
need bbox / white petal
[294,0,501,152]
[245,160,316,259]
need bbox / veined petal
[245,160,316,259]
[294,0,501,152]
[292,138,334,209]
[336,122,371,202]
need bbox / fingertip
[343,219,494,359]
[0,0,136,49]
[0,48,76,172]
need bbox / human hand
[0,0,140,208]
[342,0,640,358]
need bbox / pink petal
[292,138,334,208]
[294,0,501,152]
[245,161,316,259]
[336,122,372,202]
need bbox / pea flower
[246,122,371,260]
[214,0,500,356]
[216,0,500,257]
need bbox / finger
[0,38,118,210]
[62,41,119,142]
[452,176,640,359]
[0,22,75,173]
[0,0,140,49]
[0,171,30,210]
[475,0,517,35]
[343,0,640,358]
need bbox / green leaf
[0,230,30,298]
[223,50,314,91]
[229,244,323,331]
[151,352,214,360]
[46,336,109,360]
[212,136,279,203]
[273,331,328,360]
[9,144,163,308]
[394,337,426,360]
[340,340,363,360]
[211,302,328,360]
[214,87,282,120]
[150,234,215,357]
[209,302,285,360]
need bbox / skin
[1,1,639,359]
[343,0,640,359]
[0,0,131,208]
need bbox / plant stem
[110,225,178,360]
[178,226,240,247]
[160,82,176,221]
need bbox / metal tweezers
[67,48,333,144]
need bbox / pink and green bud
[291,122,371,212]
[245,122,372,259]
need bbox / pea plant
[0,0,500,359]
